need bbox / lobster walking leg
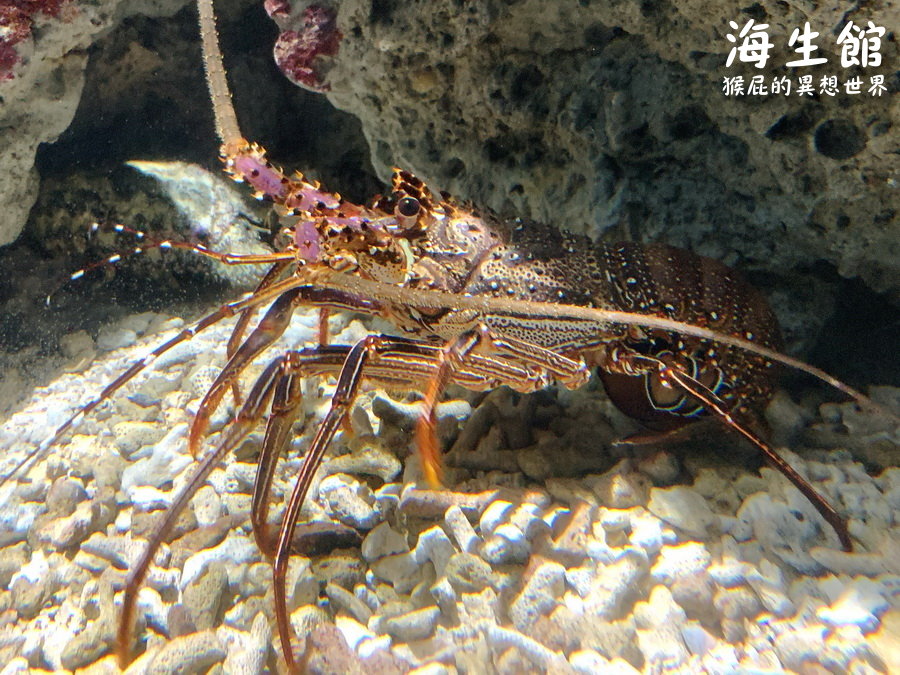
[317,308,331,346]
[227,260,292,406]
[610,349,853,551]
[272,336,412,671]
[414,325,592,486]
[47,223,295,305]
[117,355,288,667]
[416,330,484,487]
[251,357,304,557]
[188,285,386,455]
[189,288,302,455]
[657,362,853,551]
[486,333,591,389]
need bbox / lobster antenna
[198,0,243,146]
[322,273,898,423]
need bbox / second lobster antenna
[197,0,243,147]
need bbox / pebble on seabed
[0,306,896,672]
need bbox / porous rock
[0,0,189,246]
[277,0,898,313]
[183,561,230,631]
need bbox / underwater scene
[0,0,897,672]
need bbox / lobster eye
[397,196,420,218]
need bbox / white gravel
[0,303,897,672]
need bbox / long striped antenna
[45,222,149,307]
[198,0,243,148]
[44,221,293,306]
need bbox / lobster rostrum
[3,0,892,670]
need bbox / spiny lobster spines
[221,139,385,265]
[300,168,448,281]
[368,169,513,295]
[371,168,447,232]
[221,139,339,210]
[223,142,514,298]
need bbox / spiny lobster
[1,0,892,671]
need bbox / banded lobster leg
[46,220,296,307]
[610,350,852,551]
[187,285,384,455]
[116,337,546,667]
[226,259,292,406]
[267,334,570,671]
[67,229,297,410]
